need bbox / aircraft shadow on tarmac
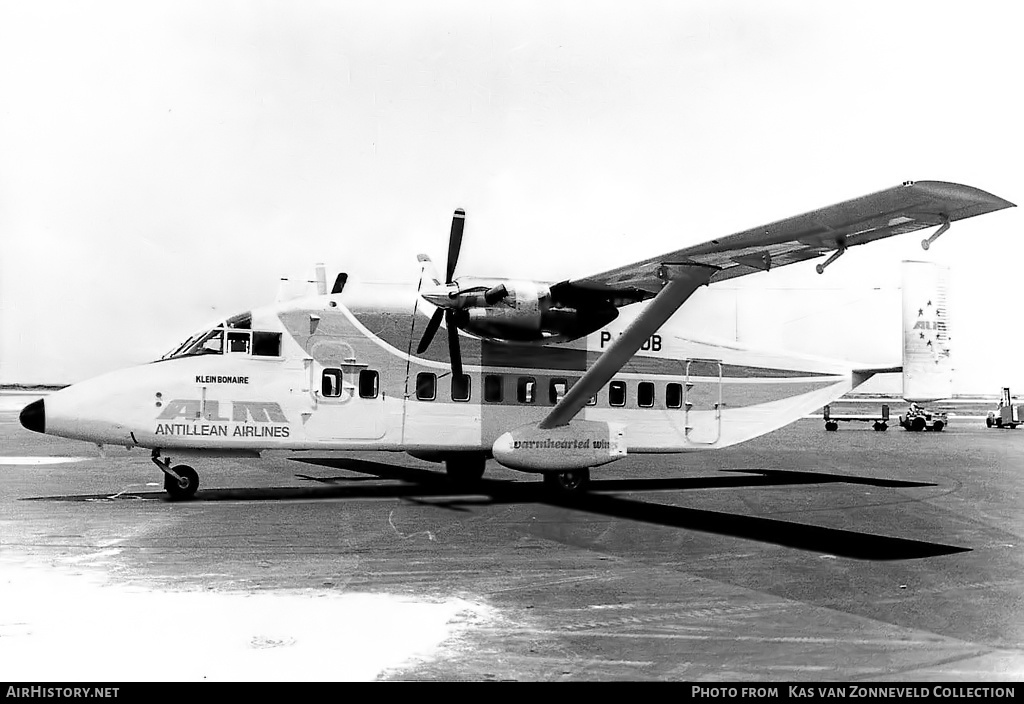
[288,459,966,561]
[27,457,966,561]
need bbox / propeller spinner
[417,209,467,377]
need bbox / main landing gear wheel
[543,468,591,494]
[164,464,199,500]
[445,454,486,485]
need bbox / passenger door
[303,363,386,440]
[684,359,722,444]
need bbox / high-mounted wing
[552,181,1014,304]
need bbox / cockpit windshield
[159,311,281,360]
[185,328,224,356]
[162,327,224,359]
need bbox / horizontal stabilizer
[853,365,901,388]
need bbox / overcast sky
[1,1,1020,392]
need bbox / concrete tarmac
[1,396,1022,681]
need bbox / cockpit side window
[253,331,282,357]
[227,331,251,354]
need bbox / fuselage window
[609,380,627,407]
[517,377,536,404]
[359,369,379,399]
[416,372,436,401]
[484,374,503,403]
[322,369,343,398]
[549,378,568,404]
[666,382,683,409]
[253,331,282,357]
[638,381,655,408]
[452,374,471,402]
[227,331,251,354]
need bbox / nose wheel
[152,450,200,500]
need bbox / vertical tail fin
[902,260,952,402]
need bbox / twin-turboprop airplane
[19,180,1013,498]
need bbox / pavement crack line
[388,509,436,541]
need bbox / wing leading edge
[554,181,1014,303]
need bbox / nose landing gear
[151,449,199,500]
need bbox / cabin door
[304,362,386,440]
[684,359,722,444]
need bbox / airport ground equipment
[823,404,889,431]
[986,387,1022,428]
[899,404,946,432]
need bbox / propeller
[416,209,466,377]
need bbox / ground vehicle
[899,403,947,432]
[986,387,1021,428]
[823,403,889,431]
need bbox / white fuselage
[30,280,862,471]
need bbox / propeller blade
[446,310,463,378]
[417,308,445,354]
[483,284,508,305]
[446,208,465,283]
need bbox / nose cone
[19,399,45,434]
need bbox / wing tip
[910,180,1016,211]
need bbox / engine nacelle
[464,280,548,332]
[491,420,627,472]
[454,279,619,344]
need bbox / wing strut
[538,263,718,430]
[921,215,950,251]
[815,244,846,274]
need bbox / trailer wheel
[825,421,838,432]
[986,417,994,428]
